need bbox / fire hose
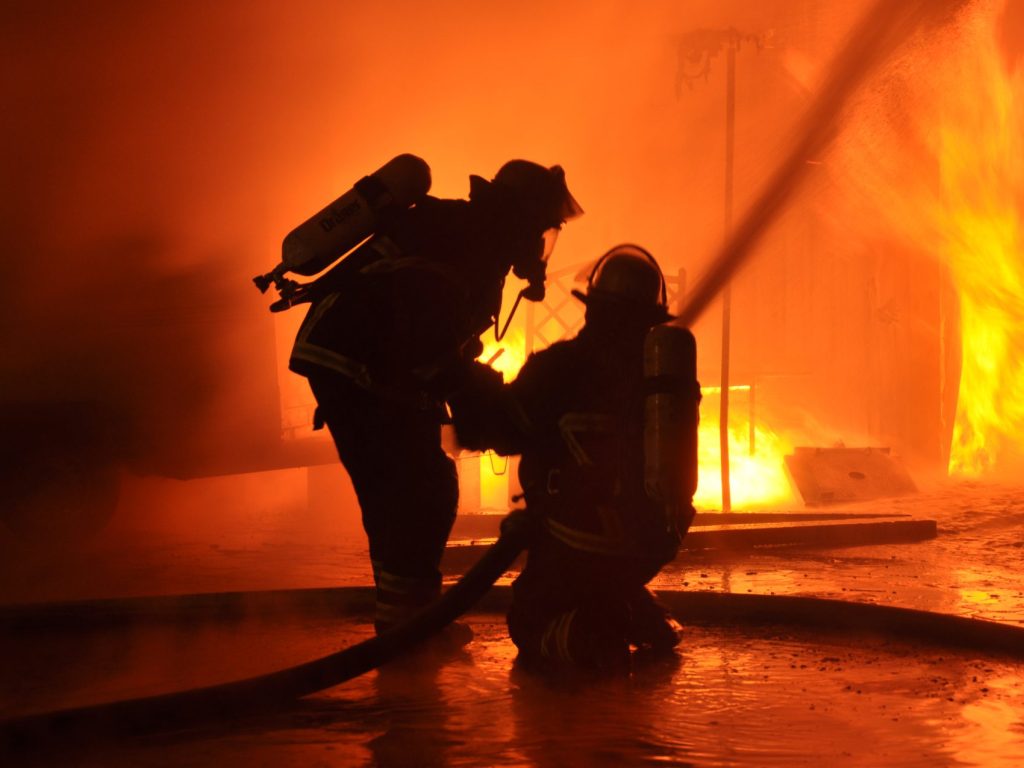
[0,512,534,752]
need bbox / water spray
[674,0,961,328]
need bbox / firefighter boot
[627,586,683,653]
[538,601,631,676]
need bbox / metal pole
[525,297,535,355]
[676,266,687,314]
[749,381,756,455]
[720,41,736,512]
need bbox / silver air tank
[643,324,700,535]
[282,154,431,276]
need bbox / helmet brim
[571,288,675,323]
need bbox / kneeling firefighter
[450,244,700,673]
[265,155,582,634]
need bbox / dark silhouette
[288,159,582,633]
[451,245,693,674]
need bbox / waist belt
[544,517,652,559]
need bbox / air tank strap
[358,250,472,297]
[643,374,702,399]
[544,517,652,558]
[353,174,400,219]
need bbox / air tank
[643,324,700,533]
[281,153,431,276]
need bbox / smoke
[0,0,994,565]
[0,0,828,497]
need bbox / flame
[478,329,528,380]
[695,387,797,511]
[471,338,795,511]
[832,1,1024,477]
[935,20,1024,476]
[472,330,527,510]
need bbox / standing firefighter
[282,156,582,634]
[451,245,699,674]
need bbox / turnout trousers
[309,373,459,632]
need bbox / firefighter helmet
[491,160,584,229]
[572,244,672,322]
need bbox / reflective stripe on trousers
[372,560,442,631]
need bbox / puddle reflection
[7,616,1024,767]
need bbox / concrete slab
[443,515,938,574]
[784,446,917,505]
[450,509,919,540]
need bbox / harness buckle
[546,468,561,495]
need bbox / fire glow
[837,1,1024,478]
[476,336,795,511]
[478,330,528,381]
[695,388,796,511]
[936,8,1024,476]
[475,331,528,506]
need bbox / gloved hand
[447,360,504,452]
[499,505,543,543]
[449,359,504,401]
[462,336,485,361]
[430,340,498,399]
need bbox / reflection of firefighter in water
[451,245,697,674]
[288,159,582,634]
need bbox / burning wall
[828,0,1024,478]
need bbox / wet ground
[656,481,1024,628]
[1,475,1022,765]
[3,612,1023,767]
[2,473,1021,627]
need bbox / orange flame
[695,387,797,511]
[473,330,527,509]
[835,2,1024,476]
[936,21,1024,476]
[477,329,528,381]
[472,336,795,511]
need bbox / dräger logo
[319,199,362,232]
